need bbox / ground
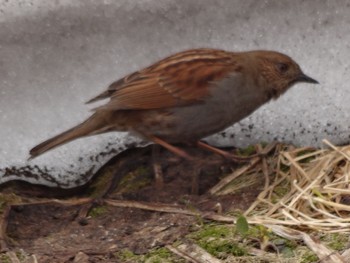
[0,145,342,262]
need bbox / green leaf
[236,215,249,236]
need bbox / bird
[29,48,318,161]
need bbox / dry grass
[215,139,350,233]
[208,140,350,262]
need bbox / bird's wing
[89,49,239,110]
[86,71,141,104]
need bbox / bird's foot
[196,141,277,163]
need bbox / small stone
[73,251,89,263]
[78,217,89,226]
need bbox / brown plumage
[29,48,318,159]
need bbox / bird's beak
[297,73,319,84]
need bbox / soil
[0,145,265,262]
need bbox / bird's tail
[29,113,109,159]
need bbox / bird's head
[249,51,318,99]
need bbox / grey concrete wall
[0,0,348,187]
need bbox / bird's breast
[125,74,269,142]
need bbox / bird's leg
[191,164,202,195]
[149,135,194,160]
[152,144,164,188]
[149,136,204,192]
[196,141,256,162]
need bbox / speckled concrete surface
[0,0,348,186]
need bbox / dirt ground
[0,145,266,263]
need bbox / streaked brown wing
[91,49,239,110]
[86,71,141,104]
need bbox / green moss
[116,166,152,194]
[236,224,299,257]
[236,143,270,156]
[117,247,184,263]
[87,167,115,198]
[189,223,308,260]
[271,185,290,203]
[16,251,26,261]
[320,233,348,251]
[0,254,11,263]
[188,224,247,258]
[135,166,150,176]
[117,249,140,262]
[0,193,22,213]
[245,224,269,239]
[88,205,108,218]
[144,247,182,263]
[300,251,318,263]
[148,247,171,258]
[279,246,295,258]
[260,142,269,148]
[237,145,256,156]
[274,185,289,197]
[189,224,233,240]
[199,239,247,258]
[87,163,152,198]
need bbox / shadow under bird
[29,48,318,160]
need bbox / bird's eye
[276,63,289,73]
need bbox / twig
[11,197,93,207]
[166,241,223,263]
[166,245,201,263]
[104,199,237,223]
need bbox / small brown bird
[29,48,318,159]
